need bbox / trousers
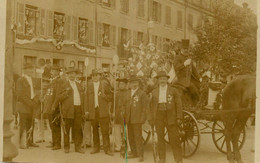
[128,123,143,157]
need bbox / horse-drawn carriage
[141,77,254,159]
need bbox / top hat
[181,39,190,49]
[156,71,170,79]
[66,67,79,74]
[92,68,103,75]
[23,63,35,70]
[116,78,128,83]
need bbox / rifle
[59,102,67,135]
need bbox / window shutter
[118,27,121,44]
[35,10,41,36]
[40,9,46,37]
[46,10,53,37]
[88,20,94,45]
[65,15,71,40]
[158,3,161,23]
[126,0,129,13]
[143,32,148,44]
[97,22,102,46]
[16,3,25,34]
[109,25,116,47]
[72,16,78,41]
[127,29,132,45]
[133,31,137,46]
[165,6,171,25]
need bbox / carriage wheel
[212,121,246,154]
[142,124,151,145]
[179,111,200,158]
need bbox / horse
[221,74,256,163]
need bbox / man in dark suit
[56,67,84,154]
[85,68,114,156]
[16,63,40,148]
[122,76,147,162]
[148,71,183,163]
[43,65,62,150]
[173,39,200,103]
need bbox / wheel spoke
[188,137,197,147]
[220,138,226,150]
[216,122,224,129]
[216,135,225,143]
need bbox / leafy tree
[192,2,257,77]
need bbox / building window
[53,59,64,67]
[78,61,85,72]
[177,10,183,29]
[102,23,110,47]
[152,1,161,22]
[121,28,128,44]
[25,5,38,36]
[100,0,116,8]
[137,0,145,18]
[120,0,129,13]
[78,18,88,44]
[53,12,65,39]
[188,14,193,30]
[137,32,144,45]
[165,6,171,25]
[24,56,36,66]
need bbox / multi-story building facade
[11,0,220,77]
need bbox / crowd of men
[14,39,200,163]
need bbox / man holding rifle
[148,71,183,163]
[56,67,84,154]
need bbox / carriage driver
[148,71,183,163]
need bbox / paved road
[12,120,255,163]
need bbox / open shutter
[88,20,94,45]
[46,10,53,38]
[109,25,116,47]
[35,10,41,36]
[143,32,148,44]
[65,15,71,40]
[158,3,162,23]
[40,9,46,37]
[127,29,132,45]
[97,22,102,46]
[133,31,137,46]
[118,27,121,45]
[16,3,25,34]
[72,16,78,41]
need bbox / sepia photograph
[1,0,258,163]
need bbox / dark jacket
[123,88,148,124]
[56,79,84,119]
[149,85,182,125]
[85,80,113,120]
[114,89,127,124]
[173,54,200,88]
[16,76,40,115]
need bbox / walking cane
[82,57,89,152]
[112,55,119,152]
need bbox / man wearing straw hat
[85,68,114,156]
[123,75,148,162]
[16,63,40,148]
[56,67,84,154]
[148,71,183,163]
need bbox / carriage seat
[206,81,224,109]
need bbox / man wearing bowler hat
[16,63,40,148]
[148,71,183,163]
[56,67,84,153]
[43,65,62,150]
[122,75,147,162]
[113,78,128,152]
[85,68,114,156]
[173,39,200,104]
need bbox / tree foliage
[192,2,257,76]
